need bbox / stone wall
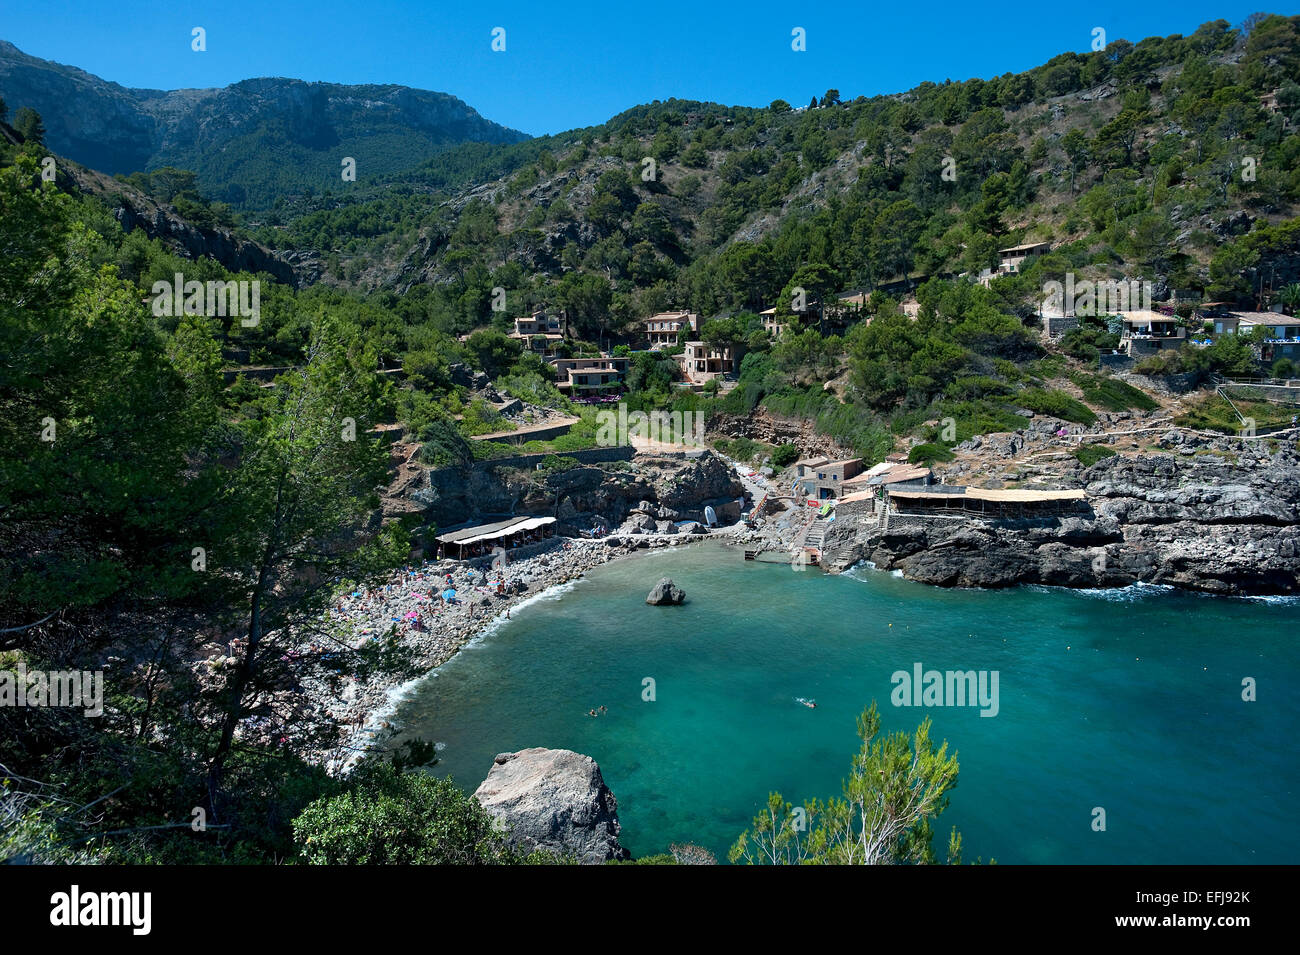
[473,421,576,445]
[1046,314,1080,338]
[477,445,636,472]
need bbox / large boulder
[473,748,629,863]
[646,577,686,605]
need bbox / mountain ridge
[0,39,530,206]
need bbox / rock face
[58,161,302,287]
[409,448,744,533]
[473,748,629,863]
[822,442,1300,596]
[646,577,686,605]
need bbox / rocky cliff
[57,161,302,286]
[473,748,629,863]
[823,433,1300,596]
[398,448,745,531]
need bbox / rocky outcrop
[711,408,852,461]
[59,161,301,286]
[473,748,629,863]
[403,448,744,533]
[823,439,1300,596]
[646,577,686,605]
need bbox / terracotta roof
[838,489,879,504]
[845,462,931,486]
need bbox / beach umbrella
[442,589,457,600]
[403,611,419,620]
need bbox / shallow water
[390,543,1299,863]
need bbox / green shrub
[714,436,771,463]
[292,764,545,865]
[908,443,955,464]
[1072,444,1117,467]
[538,454,579,473]
[1133,351,1182,376]
[1015,387,1097,425]
[772,443,801,467]
[1072,373,1159,412]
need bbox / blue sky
[3,1,1293,136]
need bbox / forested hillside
[253,15,1300,323]
[2,13,1299,864]
[0,40,529,207]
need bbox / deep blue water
[390,544,1299,863]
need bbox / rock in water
[646,577,686,605]
[473,748,629,863]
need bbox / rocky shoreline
[307,530,739,774]
[820,433,1300,596]
[304,432,1300,780]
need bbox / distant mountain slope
[0,40,530,207]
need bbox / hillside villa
[549,355,630,394]
[678,341,735,385]
[759,291,868,339]
[1119,309,1186,356]
[759,307,784,338]
[645,310,698,349]
[1202,309,1300,359]
[978,242,1051,286]
[792,457,865,499]
[510,310,567,352]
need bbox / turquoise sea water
[390,544,1299,863]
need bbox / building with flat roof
[1119,310,1185,356]
[793,457,865,499]
[888,486,1087,518]
[435,515,558,560]
[510,310,567,352]
[759,306,785,338]
[678,341,734,384]
[1235,311,1300,362]
[549,356,630,393]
